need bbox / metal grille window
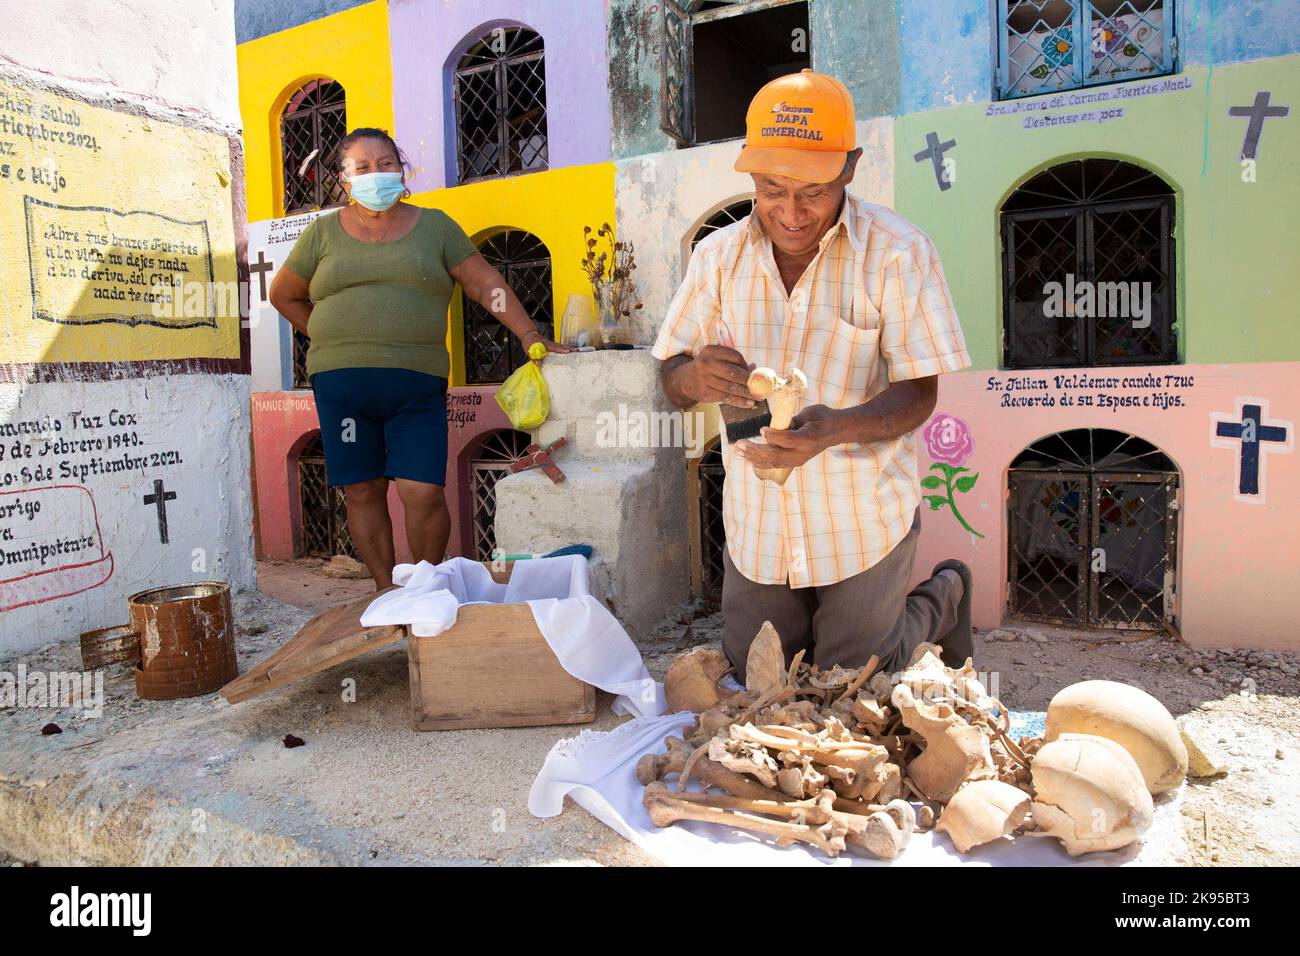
[454,27,548,184]
[996,0,1176,100]
[297,434,359,559]
[468,429,532,561]
[661,0,811,147]
[281,79,348,215]
[1007,428,1177,630]
[1001,159,1175,369]
[697,440,727,601]
[462,230,553,385]
[291,329,310,390]
[690,198,755,254]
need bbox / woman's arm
[269,267,313,336]
[450,253,572,354]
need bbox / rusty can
[129,581,239,700]
[79,624,141,669]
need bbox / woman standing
[269,128,569,590]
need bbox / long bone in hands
[745,368,808,485]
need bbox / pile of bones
[641,621,1189,860]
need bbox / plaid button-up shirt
[652,194,970,588]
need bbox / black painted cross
[143,479,177,543]
[913,131,957,191]
[1228,91,1290,160]
[1214,404,1288,496]
[249,250,274,302]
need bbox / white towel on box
[360,555,664,718]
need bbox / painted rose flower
[922,413,975,468]
[921,413,983,538]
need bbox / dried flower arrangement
[581,222,643,347]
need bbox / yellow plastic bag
[495,342,550,430]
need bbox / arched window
[462,230,553,385]
[454,27,549,183]
[297,433,358,559]
[690,198,755,253]
[1001,158,1175,370]
[465,429,533,560]
[281,79,348,214]
[1007,428,1177,630]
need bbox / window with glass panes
[995,0,1176,100]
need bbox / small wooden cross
[509,437,567,484]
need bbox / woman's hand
[521,328,574,354]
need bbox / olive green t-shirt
[283,207,478,379]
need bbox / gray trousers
[722,509,959,681]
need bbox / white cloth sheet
[362,556,1185,865]
[360,556,663,719]
[528,711,1186,867]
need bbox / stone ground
[1,558,1296,866]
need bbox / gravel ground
[0,575,653,866]
[2,561,1295,866]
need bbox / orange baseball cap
[735,69,856,184]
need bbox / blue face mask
[346,171,405,211]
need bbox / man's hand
[735,404,845,470]
[663,346,756,408]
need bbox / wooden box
[406,563,596,731]
[221,562,596,732]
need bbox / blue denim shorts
[311,367,448,487]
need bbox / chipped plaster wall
[493,350,689,639]
[0,0,254,656]
[609,0,899,160]
[0,0,242,130]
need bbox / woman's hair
[338,127,411,174]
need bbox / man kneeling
[653,70,975,679]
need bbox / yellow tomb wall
[236,0,394,223]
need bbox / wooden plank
[690,0,804,26]
[220,588,405,704]
[408,602,596,731]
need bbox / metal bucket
[128,581,238,700]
